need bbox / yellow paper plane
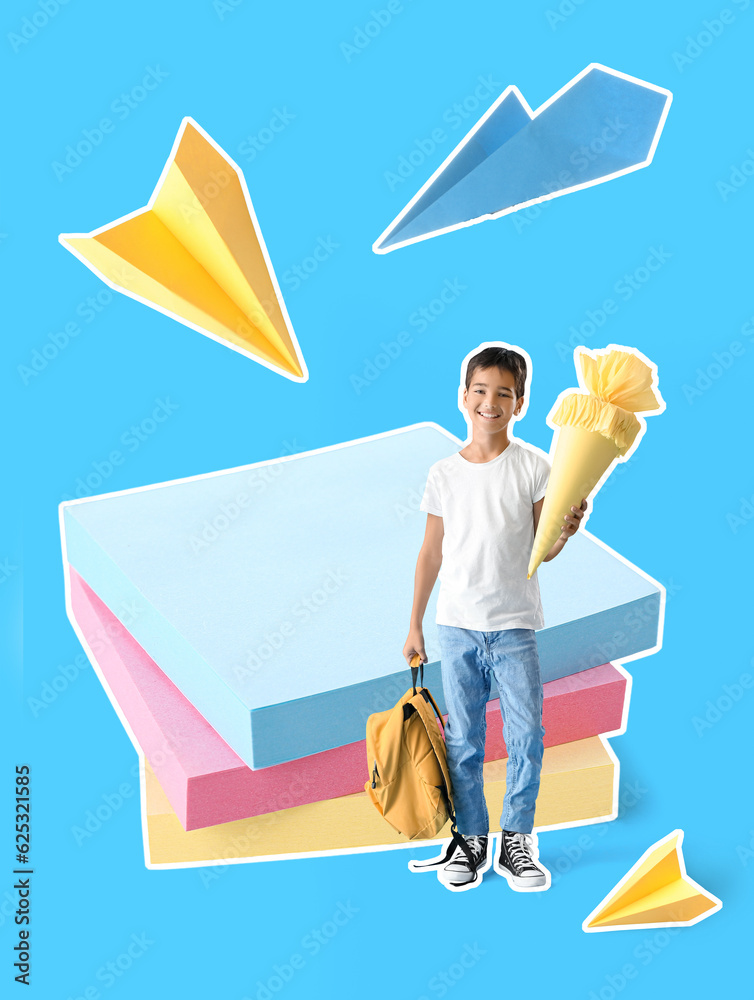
[583,829,722,932]
[59,117,307,381]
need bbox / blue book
[61,424,662,769]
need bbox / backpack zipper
[371,760,379,788]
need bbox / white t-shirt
[420,438,550,631]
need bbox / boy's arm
[403,513,444,665]
[533,497,588,563]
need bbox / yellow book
[141,735,617,868]
[60,118,306,381]
[583,829,722,931]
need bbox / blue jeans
[437,625,545,836]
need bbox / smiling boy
[404,344,586,892]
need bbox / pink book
[69,567,628,831]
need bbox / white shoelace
[448,836,486,869]
[503,832,541,872]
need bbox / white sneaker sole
[493,834,551,893]
[437,849,493,893]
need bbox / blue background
[4,0,753,996]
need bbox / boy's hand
[560,498,588,540]
[403,629,427,667]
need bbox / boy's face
[462,365,523,436]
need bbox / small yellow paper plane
[60,117,307,381]
[582,829,722,932]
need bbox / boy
[403,344,586,892]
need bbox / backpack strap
[408,654,444,734]
[412,690,453,806]
[405,685,475,873]
[407,826,476,872]
[403,689,446,735]
[410,657,425,695]
[420,687,446,735]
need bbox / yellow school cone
[528,346,663,578]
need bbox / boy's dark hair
[464,347,527,398]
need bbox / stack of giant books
[61,425,661,869]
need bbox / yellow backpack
[364,657,458,842]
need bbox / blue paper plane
[373,64,672,253]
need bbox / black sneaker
[494,830,550,891]
[438,834,490,891]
